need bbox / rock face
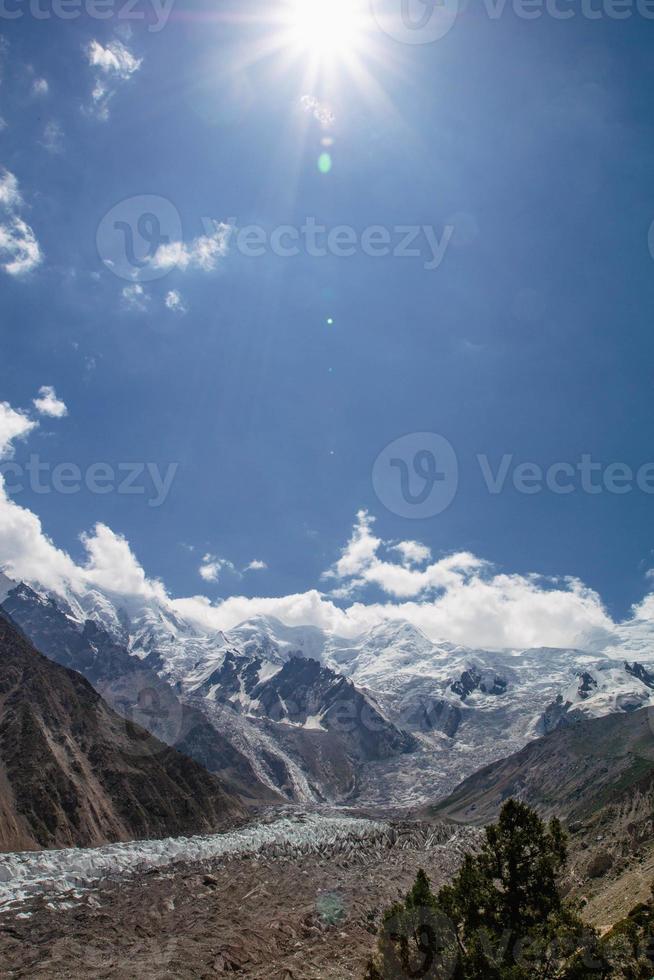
[541,694,571,735]
[0,610,247,852]
[187,650,416,802]
[195,652,415,762]
[400,698,462,737]
[450,667,508,700]
[625,661,654,689]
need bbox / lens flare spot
[318,152,332,174]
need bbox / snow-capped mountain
[3,571,654,806]
[0,580,414,804]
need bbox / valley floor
[0,813,477,979]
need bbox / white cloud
[199,554,266,581]
[0,170,43,276]
[151,221,232,274]
[82,524,166,600]
[86,39,141,78]
[0,170,22,209]
[31,78,48,97]
[165,289,187,314]
[41,121,64,154]
[199,554,236,583]
[33,386,68,419]
[324,510,486,600]
[0,406,166,600]
[85,39,142,121]
[121,283,149,311]
[391,540,432,567]
[0,216,42,276]
[0,402,36,458]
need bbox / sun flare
[283,0,369,61]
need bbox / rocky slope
[2,584,275,804]
[430,706,654,825]
[0,610,247,851]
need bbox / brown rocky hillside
[0,611,247,852]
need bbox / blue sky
[1,2,654,647]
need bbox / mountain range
[3,571,654,809]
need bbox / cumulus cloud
[31,78,48,97]
[0,170,42,276]
[0,402,37,458]
[165,289,187,314]
[81,523,167,600]
[121,283,149,311]
[391,540,432,566]
[200,555,267,582]
[324,510,486,600]
[85,39,142,121]
[33,385,68,419]
[0,402,167,600]
[151,220,232,274]
[199,554,236,583]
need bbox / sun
[283,0,369,61]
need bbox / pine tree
[365,800,622,979]
[365,867,459,979]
